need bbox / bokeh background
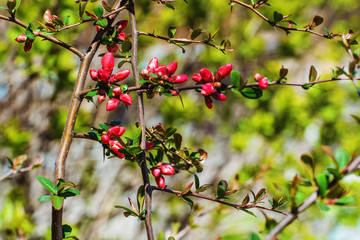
[0,0,360,239]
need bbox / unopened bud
[106,98,120,111]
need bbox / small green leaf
[59,189,80,198]
[197,184,212,193]
[182,196,193,209]
[191,29,202,40]
[63,15,70,25]
[122,40,132,53]
[300,154,315,177]
[240,88,263,99]
[250,232,261,240]
[173,133,182,150]
[51,195,64,210]
[25,28,35,40]
[217,180,228,199]
[95,18,108,28]
[165,2,175,10]
[273,11,283,23]
[231,70,240,89]
[38,194,51,202]
[137,185,145,212]
[93,5,104,18]
[98,123,109,131]
[86,90,97,97]
[62,224,72,238]
[194,174,200,190]
[240,208,256,217]
[309,65,317,82]
[115,206,139,217]
[36,176,57,194]
[165,127,177,138]
[335,196,357,205]
[315,172,328,198]
[134,127,142,146]
[255,188,266,202]
[335,148,349,171]
[302,84,310,90]
[167,27,176,38]
[316,202,330,211]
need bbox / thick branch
[128,1,154,239]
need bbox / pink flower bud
[258,77,269,90]
[213,92,226,101]
[155,65,168,78]
[152,167,161,178]
[215,64,232,81]
[200,68,214,82]
[118,32,126,42]
[24,41,33,52]
[147,58,158,72]
[155,176,166,188]
[146,142,155,150]
[116,20,128,32]
[98,68,111,82]
[201,83,215,96]
[96,25,102,32]
[101,134,110,144]
[169,74,188,84]
[90,69,98,80]
[205,96,213,109]
[98,94,106,103]
[106,98,120,111]
[166,62,178,76]
[113,87,122,96]
[254,73,262,82]
[108,126,126,137]
[109,140,125,158]
[15,33,27,43]
[120,93,132,106]
[169,90,179,96]
[106,44,118,53]
[141,69,149,79]
[101,53,114,74]
[111,69,131,83]
[192,73,202,82]
[160,164,175,175]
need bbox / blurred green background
[0,0,359,239]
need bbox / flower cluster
[151,162,175,188]
[192,64,232,109]
[254,73,269,90]
[141,58,188,88]
[15,33,34,52]
[43,9,63,30]
[101,126,126,158]
[98,20,128,53]
[89,53,132,111]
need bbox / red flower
[254,73,262,82]
[118,32,126,42]
[106,98,120,111]
[107,126,126,137]
[101,135,110,144]
[201,83,215,96]
[120,94,132,106]
[215,64,232,81]
[167,62,178,76]
[169,74,188,84]
[98,68,111,82]
[258,77,269,90]
[111,69,131,83]
[109,140,125,158]
[205,96,213,109]
[152,168,161,178]
[160,164,175,175]
[147,58,159,72]
[15,33,27,43]
[200,68,214,82]
[155,176,166,188]
[115,20,128,32]
[192,73,202,82]
[90,69,98,80]
[101,53,114,74]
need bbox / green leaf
[273,11,283,23]
[36,176,57,194]
[102,1,113,12]
[114,206,139,217]
[316,202,330,211]
[182,196,193,209]
[194,174,200,190]
[350,114,360,124]
[335,148,349,170]
[309,65,317,82]
[167,27,176,38]
[197,184,212,193]
[38,194,51,202]
[300,154,315,178]
[231,70,240,89]
[122,40,132,53]
[165,127,177,138]
[250,232,261,240]
[255,188,266,202]
[240,88,263,99]
[217,180,228,199]
[98,123,109,131]
[79,2,86,18]
[165,2,175,10]
[86,90,97,97]
[95,18,108,28]
[62,224,72,238]
[191,29,202,40]
[93,5,104,18]
[240,208,256,217]
[137,185,145,212]
[25,27,35,40]
[302,84,310,90]
[315,172,328,198]
[63,15,70,25]
[173,133,182,150]
[59,189,80,198]
[51,195,64,210]
[335,196,357,205]
[118,60,127,68]
[134,127,142,146]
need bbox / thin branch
[0,14,84,58]
[230,0,331,39]
[128,1,155,239]
[153,186,288,215]
[138,31,231,51]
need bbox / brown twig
[153,186,288,216]
[128,1,155,239]
[230,0,331,38]
[0,14,84,58]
